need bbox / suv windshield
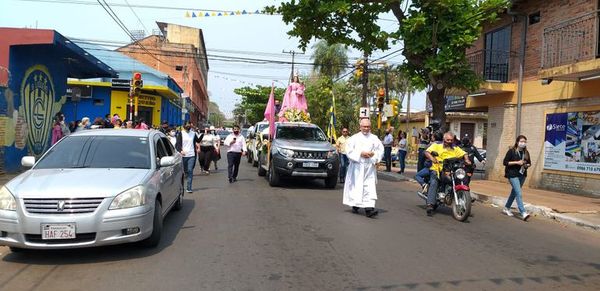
[276,126,327,141]
[35,136,151,169]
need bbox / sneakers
[502,208,514,217]
[186,189,193,193]
[521,212,531,221]
[426,204,434,216]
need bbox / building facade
[0,28,115,173]
[118,22,209,125]
[465,0,600,196]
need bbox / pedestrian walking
[397,132,408,174]
[342,118,384,218]
[383,127,394,172]
[198,126,217,174]
[502,135,532,221]
[75,117,90,132]
[168,127,177,146]
[460,137,485,186]
[224,125,247,183]
[51,113,66,145]
[210,127,221,171]
[336,127,350,183]
[176,122,202,193]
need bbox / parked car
[0,129,184,251]
[257,122,339,188]
[474,149,486,173]
[217,129,231,143]
[246,121,269,167]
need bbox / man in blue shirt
[382,127,394,172]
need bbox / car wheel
[268,159,280,187]
[257,154,267,176]
[141,200,163,248]
[173,178,184,211]
[324,176,337,189]
[252,155,259,167]
[247,151,253,163]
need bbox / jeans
[384,146,392,171]
[398,150,407,173]
[505,176,527,214]
[182,156,196,191]
[426,171,439,206]
[415,168,431,186]
[339,154,349,179]
[227,152,242,179]
[417,148,426,172]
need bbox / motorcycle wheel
[452,190,471,222]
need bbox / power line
[123,0,148,35]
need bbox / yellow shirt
[426,143,466,174]
[336,135,349,154]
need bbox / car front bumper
[0,199,154,249]
[272,154,340,178]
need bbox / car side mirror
[21,156,36,168]
[159,156,176,167]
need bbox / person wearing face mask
[168,127,177,146]
[342,118,384,218]
[198,126,217,174]
[224,125,247,183]
[423,132,471,216]
[176,122,202,193]
[502,135,532,221]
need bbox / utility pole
[282,50,305,83]
[361,52,369,107]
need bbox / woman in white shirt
[198,127,218,174]
[397,132,408,174]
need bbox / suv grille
[293,151,327,159]
[23,198,104,214]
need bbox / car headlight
[0,186,16,211]
[455,168,466,180]
[109,186,146,210]
[277,148,295,158]
[327,150,338,158]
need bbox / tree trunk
[427,86,447,132]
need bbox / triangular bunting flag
[222,12,228,16]
[205,12,210,17]
[255,10,260,14]
[230,11,235,16]
[236,10,241,15]
[198,12,203,17]
[185,11,191,18]
[217,12,222,16]
[242,10,247,14]
[211,12,217,16]
[192,12,197,17]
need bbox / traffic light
[390,99,399,116]
[377,88,385,108]
[130,72,143,97]
[354,60,364,78]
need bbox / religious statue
[278,73,308,121]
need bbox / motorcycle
[417,153,472,222]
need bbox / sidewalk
[377,164,600,231]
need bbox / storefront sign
[544,111,600,174]
[138,95,157,107]
[111,78,131,89]
[445,95,466,111]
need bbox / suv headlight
[0,186,16,211]
[277,148,294,158]
[455,169,466,180]
[327,150,338,158]
[109,186,146,210]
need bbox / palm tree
[310,41,349,79]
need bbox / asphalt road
[1,159,600,291]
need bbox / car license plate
[302,162,319,168]
[41,223,76,240]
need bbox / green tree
[208,101,226,127]
[233,85,286,125]
[311,40,349,78]
[270,0,509,129]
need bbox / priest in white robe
[343,118,384,218]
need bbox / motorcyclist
[423,132,471,216]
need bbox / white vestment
[342,132,384,208]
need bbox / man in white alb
[224,125,247,183]
[343,118,384,218]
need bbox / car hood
[5,168,152,199]
[274,139,335,152]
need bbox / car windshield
[257,124,268,132]
[217,130,230,138]
[276,126,327,141]
[35,136,151,169]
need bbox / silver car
[0,129,184,251]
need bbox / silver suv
[257,123,339,188]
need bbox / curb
[377,170,600,231]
